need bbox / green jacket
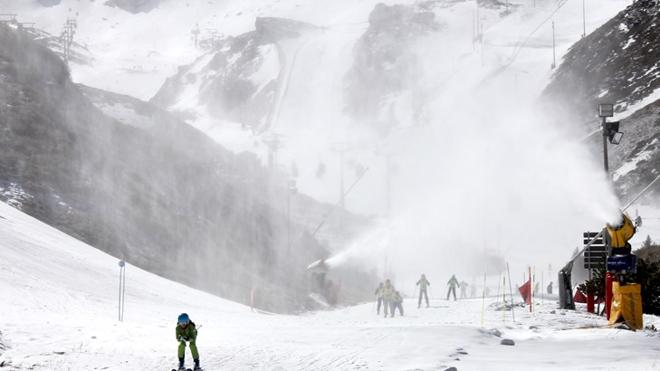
[176,322,198,342]
[416,277,430,290]
[382,283,394,300]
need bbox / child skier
[391,290,404,317]
[176,313,201,370]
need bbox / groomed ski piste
[0,200,658,371]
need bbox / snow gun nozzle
[307,258,330,271]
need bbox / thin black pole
[507,263,516,322]
[118,265,122,321]
[121,265,126,321]
[602,117,609,173]
[552,21,556,69]
[118,260,126,321]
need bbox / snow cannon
[605,212,643,329]
[306,258,340,306]
[307,258,329,294]
[606,213,636,254]
[606,213,638,274]
[307,258,329,273]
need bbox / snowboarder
[374,282,384,315]
[382,279,394,317]
[446,275,459,301]
[175,313,201,371]
[459,281,469,299]
[391,290,404,317]
[416,274,430,308]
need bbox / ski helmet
[177,313,190,325]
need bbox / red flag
[518,279,532,305]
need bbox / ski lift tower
[61,18,78,64]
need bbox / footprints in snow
[448,346,468,360]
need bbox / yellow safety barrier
[608,282,643,330]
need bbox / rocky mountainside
[152,4,442,135]
[608,100,660,197]
[152,17,315,131]
[544,0,659,120]
[344,3,440,133]
[543,0,660,197]
[0,23,373,312]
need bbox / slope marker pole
[507,263,516,322]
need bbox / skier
[547,281,553,295]
[391,290,404,317]
[176,313,201,370]
[374,282,384,315]
[382,279,394,317]
[416,273,430,308]
[459,281,469,299]
[446,274,459,301]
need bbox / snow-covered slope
[1,199,659,370]
[0,200,249,369]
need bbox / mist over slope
[0,23,374,312]
[145,0,630,279]
[0,0,643,288]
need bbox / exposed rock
[500,338,515,346]
[344,3,440,133]
[544,0,660,119]
[543,0,660,199]
[152,17,316,131]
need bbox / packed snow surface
[0,201,658,370]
